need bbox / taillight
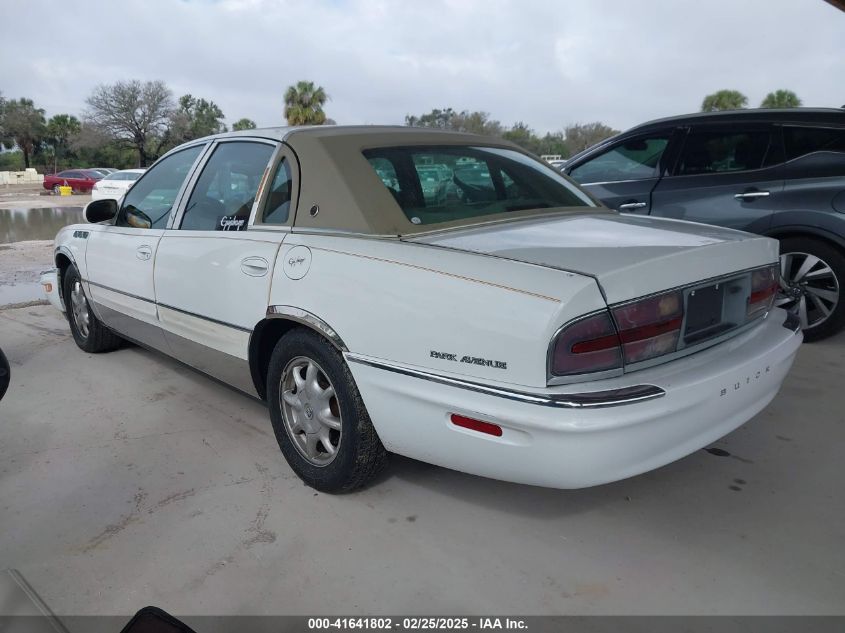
[747,264,778,319]
[551,290,683,376]
[551,266,778,378]
[612,290,683,364]
[551,312,622,376]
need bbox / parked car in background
[91,169,146,201]
[90,167,119,177]
[41,126,800,492]
[563,108,845,341]
[42,169,103,194]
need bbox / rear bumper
[347,309,802,488]
[40,269,64,312]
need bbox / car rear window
[362,145,594,226]
[783,126,845,161]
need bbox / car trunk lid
[408,213,779,304]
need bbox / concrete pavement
[0,304,843,615]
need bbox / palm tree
[701,90,748,112]
[283,81,328,125]
[760,90,802,108]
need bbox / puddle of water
[0,282,45,306]
[0,207,85,244]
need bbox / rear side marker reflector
[450,414,503,437]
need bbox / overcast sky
[1,0,843,134]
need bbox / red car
[42,169,103,193]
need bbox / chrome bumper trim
[346,354,665,409]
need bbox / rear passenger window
[677,130,771,175]
[783,127,845,161]
[181,141,274,231]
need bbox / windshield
[363,145,594,226]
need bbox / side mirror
[83,199,118,224]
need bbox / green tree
[405,108,503,136]
[46,114,81,172]
[564,122,620,154]
[232,117,257,131]
[0,98,46,168]
[701,89,748,112]
[85,80,174,166]
[284,81,328,125]
[503,121,538,152]
[760,89,802,108]
[169,94,227,144]
[536,131,568,157]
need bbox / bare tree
[85,80,174,166]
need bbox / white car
[41,126,802,492]
[90,168,146,201]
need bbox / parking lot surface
[0,304,843,615]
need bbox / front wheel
[267,328,387,492]
[777,237,845,342]
[63,266,123,353]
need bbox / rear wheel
[777,237,845,341]
[63,266,122,353]
[267,328,387,492]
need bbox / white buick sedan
[41,126,801,492]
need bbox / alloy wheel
[70,280,91,339]
[280,356,342,466]
[777,251,840,331]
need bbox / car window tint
[783,126,845,161]
[117,145,204,230]
[262,158,293,224]
[569,136,669,184]
[181,142,274,231]
[677,130,771,175]
[363,145,593,226]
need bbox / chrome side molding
[266,305,348,352]
[346,353,665,409]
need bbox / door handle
[136,245,152,261]
[618,201,647,210]
[734,191,770,200]
[241,256,269,277]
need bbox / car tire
[52,184,61,194]
[63,266,123,353]
[0,347,9,401]
[778,237,845,342]
[267,328,388,492]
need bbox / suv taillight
[551,290,684,376]
[747,264,778,320]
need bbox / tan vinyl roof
[201,125,600,236]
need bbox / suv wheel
[777,237,845,342]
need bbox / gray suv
[564,108,845,341]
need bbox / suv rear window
[677,130,772,175]
[783,126,845,161]
[363,145,594,226]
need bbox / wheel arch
[54,247,76,311]
[765,225,845,253]
[249,306,348,400]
